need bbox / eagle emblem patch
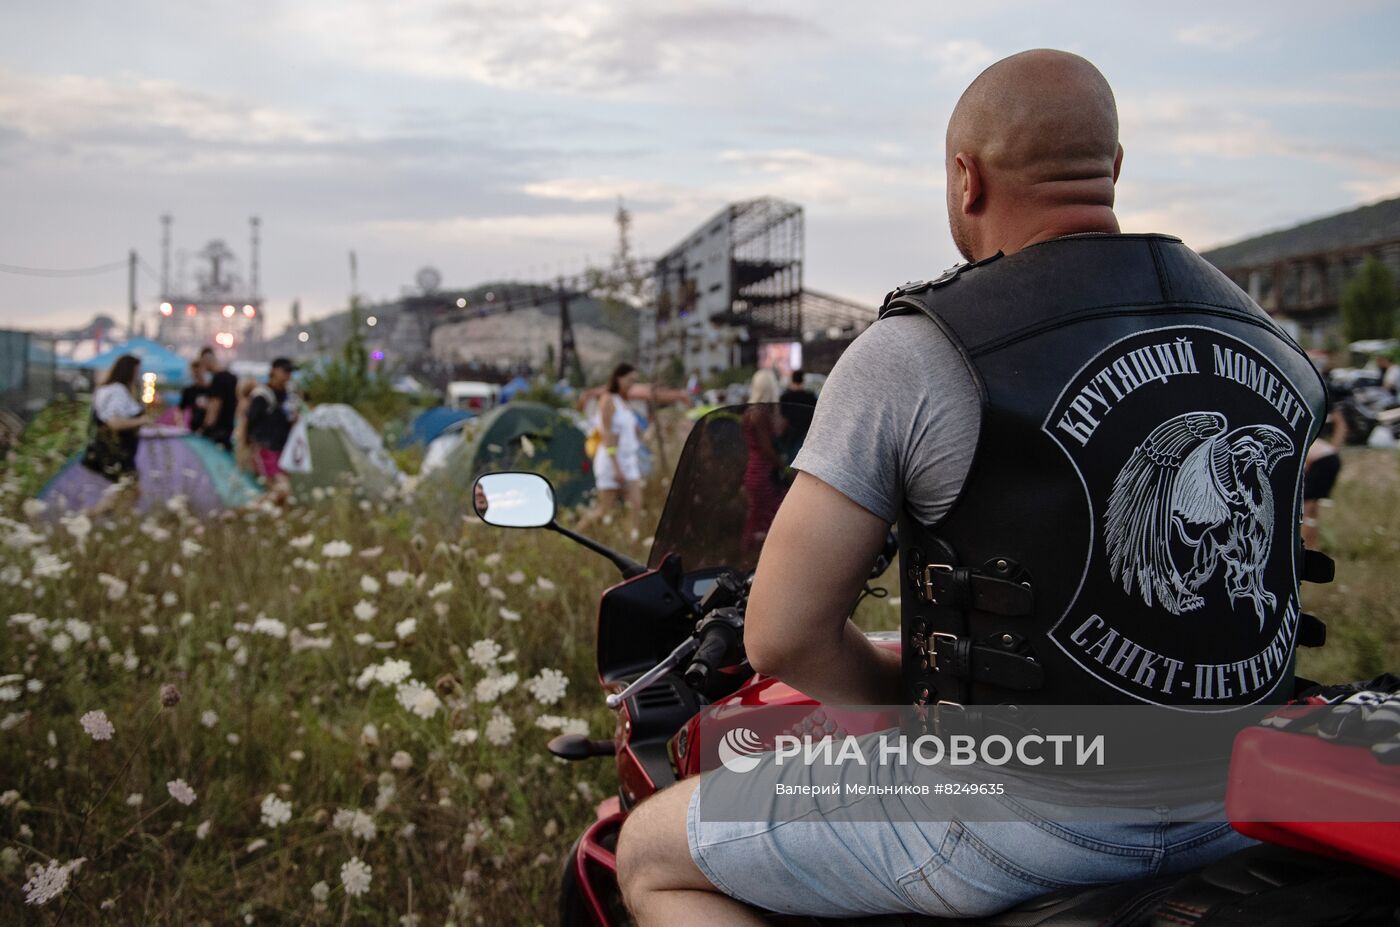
[1044,327,1315,707]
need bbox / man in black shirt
[197,347,239,450]
[778,368,818,439]
[178,361,208,432]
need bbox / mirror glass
[474,472,556,528]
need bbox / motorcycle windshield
[648,402,815,573]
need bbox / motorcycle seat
[797,844,1400,927]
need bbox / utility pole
[557,276,582,385]
[127,249,138,338]
[159,214,172,295]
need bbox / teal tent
[61,338,191,385]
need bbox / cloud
[925,39,1000,83]
[280,0,821,94]
[1175,23,1258,51]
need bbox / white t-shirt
[93,383,144,424]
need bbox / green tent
[417,401,592,510]
[284,404,400,498]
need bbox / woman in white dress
[580,363,642,535]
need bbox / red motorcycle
[474,404,1400,927]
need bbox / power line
[0,258,129,278]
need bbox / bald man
[616,50,1323,922]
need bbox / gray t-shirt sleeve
[792,313,981,526]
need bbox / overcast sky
[2,0,1398,333]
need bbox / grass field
[0,433,1394,924]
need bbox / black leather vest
[885,234,1329,709]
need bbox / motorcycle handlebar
[683,620,738,690]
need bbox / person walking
[82,354,156,512]
[579,363,643,536]
[244,358,298,503]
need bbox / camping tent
[499,375,532,402]
[403,406,473,448]
[416,401,592,509]
[59,338,191,385]
[282,404,401,498]
[40,425,259,515]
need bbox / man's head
[198,346,221,372]
[790,369,806,388]
[269,358,294,389]
[945,49,1123,261]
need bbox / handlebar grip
[683,623,737,690]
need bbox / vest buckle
[926,631,958,673]
[921,563,955,604]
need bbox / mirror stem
[549,523,648,579]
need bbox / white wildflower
[361,723,379,747]
[360,575,381,594]
[251,615,287,638]
[196,820,211,840]
[260,793,292,828]
[22,857,84,906]
[62,513,92,542]
[386,570,412,587]
[80,710,114,741]
[467,638,501,669]
[310,880,330,902]
[200,710,219,728]
[64,618,91,643]
[289,533,313,550]
[499,607,521,622]
[322,540,353,558]
[353,632,374,645]
[395,680,442,719]
[353,600,377,621]
[180,538,203,558]
[246,838,268,853]
[485,712,515,746]
[373,659,412,686]
[167,779,197,805]
[473,672,518,703]
[535,576,556,592]
[450,728,478,745]
[390,750,413,771]
[477,572,492,588]
[526,668,568,706]
[126,793,143,808]
[340,856,372,897]
[506,570,525,585]
[0,686,20,702]
[483,552,502,566]
[427,581,453,598]
[394,617,416,639]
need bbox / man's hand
[744,471,901,705]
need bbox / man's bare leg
[616,776,769,927]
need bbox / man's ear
[1113,143,1124,183]
[955,152,982,214]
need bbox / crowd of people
[82,348,301,510]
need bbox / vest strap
[919,564,1034,616]
[1298,612,1327,648]
[1299,549,1335,584]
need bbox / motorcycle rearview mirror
[474,472,556,527]
[472,472,648,579]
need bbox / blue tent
[500,375,532,402]
[61,338,191,385]
[403,406,473,447]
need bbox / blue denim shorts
[687,770,1254,919]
